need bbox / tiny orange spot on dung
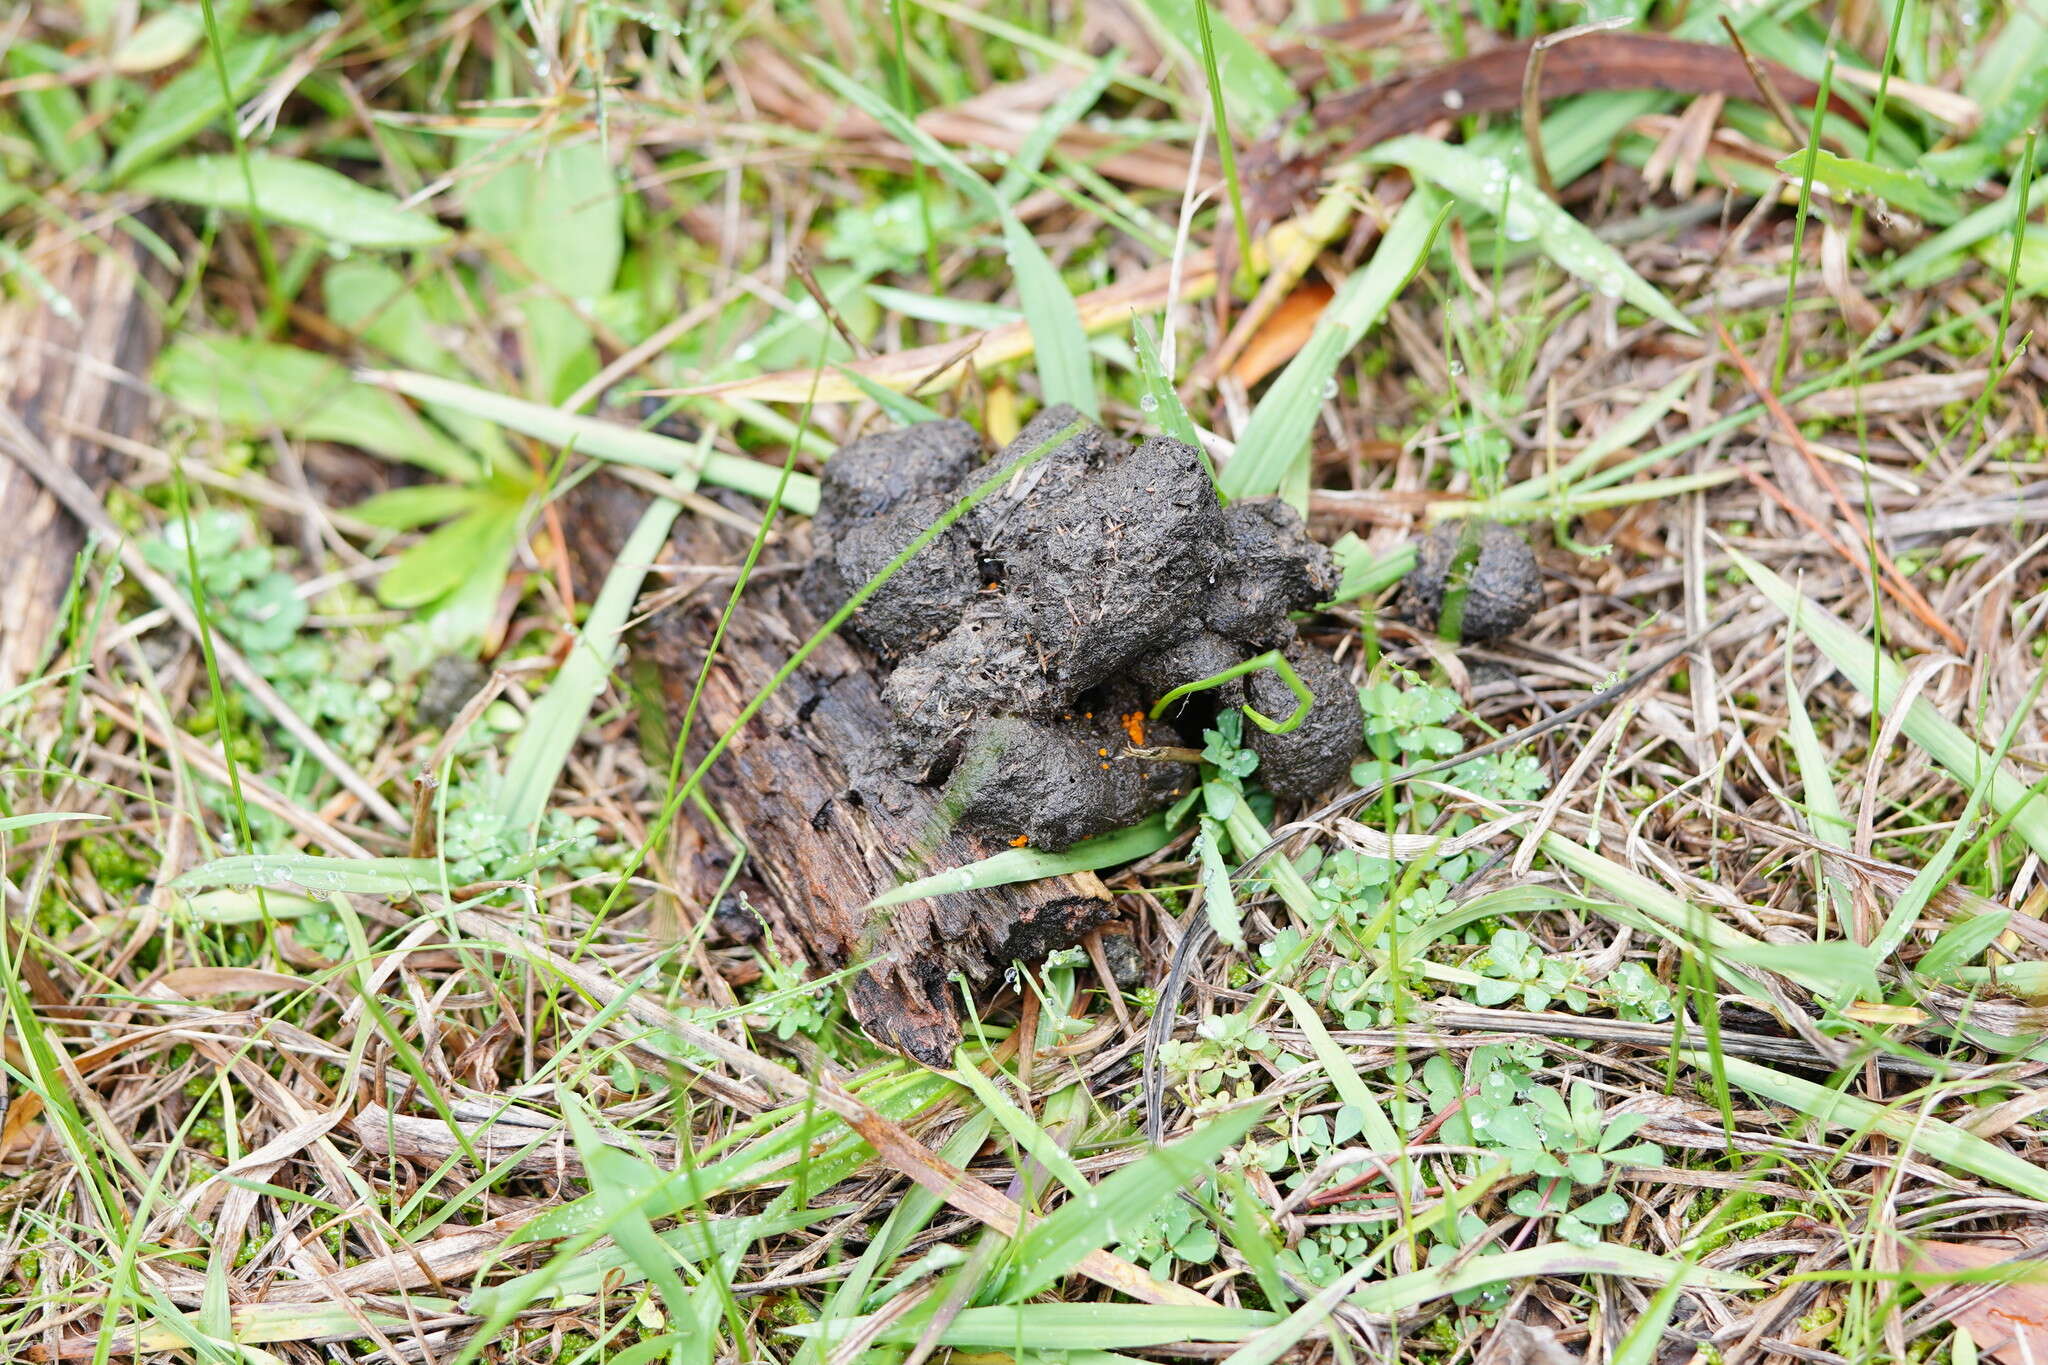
[1097,747,1109,757]
[1010,834,1029,847]
[985,582,998,590]
[1099,762,1111,770]
[1084,712,1093,719]
[1121,711,1146,745]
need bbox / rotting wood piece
[0,223,166,689]
[564,474,1118,1066]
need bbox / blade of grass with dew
[1132,319,1210,466]
[948,1064,1090,1198]
[171,853,440,897]
[1133,0,1294,129]
[1687,1053,2048,1203]
[497,495,682,836]
[1729,546,2048,861]
[363,370,817,511]
[0,812,106,833]
[1221,189,1447,506]
[1002,1102,1265,1302]
[1368,137,1696,336]
[1773,148,1961,226]
[867,813,1171,910]
[1221,1264,1374,1365]
[785,1303,1280,1351]
[1526,827,1857,998]
[130,154,451,248]
[805,59,1098,418]
[1274,986,1404,1156]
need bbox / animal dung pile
[805,405,1365,850]
[1400,520,1546,643]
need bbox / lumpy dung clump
[806,406,1365,850]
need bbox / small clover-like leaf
[1573,1191,1629,1227]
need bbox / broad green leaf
[1003,1103,1263,1302]
[349,485,486,531]
[132,154,451,248]
[364,370,816,512]
[323,260,515,468]
[1197,816,1244,949]
[107,34,279,181]
[463,128,619,401]
[1135,0,1295,128]
[157,337,476,479]
[497,496,683,835]
[806,58,1098,419]
[1694,1053,2048,1203]
[172,854,440,897]
[111,7,205,73]
[1729,548,2048,863]
[9,47,103,176]
[1221,189,1446,506]
[376,499,525,609]
[1773,148,1959,226]
[1370,137,1696,336]
[867,814,1171,910]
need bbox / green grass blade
[949,1064,1090,1198]
[131,154,451,248]
[1728,546,2048,862]
[1371,135,1696,335]
[867,814,1172,910]
[1692,1053,2048,1203]
[1002,1103,1264,1302]
[1221,189,1447,505]
[498,495,683,835]
[787,1303,1278,1350]
[1349,1243,1758,1314]
[364,370,818,512]
[1773,148,1960,226]
[805,59,1098,417]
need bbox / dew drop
[1321,377,1339,400]
[1442,89,1466,110]
[1139,392,1159,413]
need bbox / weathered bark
[0,224,166,689]
[567,476,1117,1065]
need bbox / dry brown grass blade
[448,909,1213,1307]
[1713,319,1968,652]
[1308,33,1845,160]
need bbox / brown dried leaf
[1228,280,1335,388]
[1910,1241,2048,1363]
